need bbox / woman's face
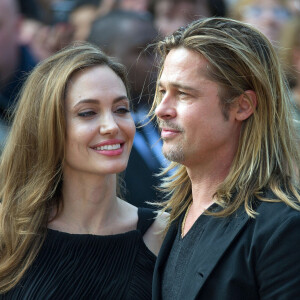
[64,65,135,177]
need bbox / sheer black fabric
[2,208,156,300]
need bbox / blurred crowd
[0,0,299,206]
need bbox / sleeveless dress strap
[137,207,156,235]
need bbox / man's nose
[155,94,176,120]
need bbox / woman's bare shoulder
[143,211,169,256]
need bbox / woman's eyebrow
[73,96,129,108]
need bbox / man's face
[155,47,240,168]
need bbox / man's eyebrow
[158,80,200,93]
[73,96,129,108]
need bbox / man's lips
[160,128,181,139]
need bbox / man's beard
[162,140,185,163]
[159,120,185,163]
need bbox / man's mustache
[158,121,184,132]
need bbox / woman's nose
[99,113,119,136]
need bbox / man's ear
[235,90,257,121]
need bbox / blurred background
[0,0,299,207]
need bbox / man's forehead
[164,48,210,71]
[160,48,212,85]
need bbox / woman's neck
[49,172,121,234]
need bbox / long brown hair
[150,17,300,228]
[0,42,130,292]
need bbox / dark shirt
[2,208,156,300]
[162,209,212,299]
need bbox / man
[88,10,166,207]
[152,17,300,299]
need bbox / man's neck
[181,171,226,237]
[182,153,234,227]
[190,167,229,202]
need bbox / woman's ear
[235,90,257,121]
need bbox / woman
[0,42,166,299]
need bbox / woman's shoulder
[118,199,169,255]
[142,211,169,256]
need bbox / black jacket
[153,195,300,299]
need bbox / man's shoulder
[246,192,300,243]
[255,189,300,220]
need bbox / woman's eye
[78,111,96,117]
[159,89,166,96]
[115,107,130,114]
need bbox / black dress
[2,208,156,300]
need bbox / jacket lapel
[152,221,178,300]
[179,207,250,299]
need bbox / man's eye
[179,91,188,96]
[78,111,96,117]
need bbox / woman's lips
[91,140,125,156]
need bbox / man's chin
[163,147,184,163]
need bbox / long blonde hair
[150,17,300,228]
[0,42,130,292]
